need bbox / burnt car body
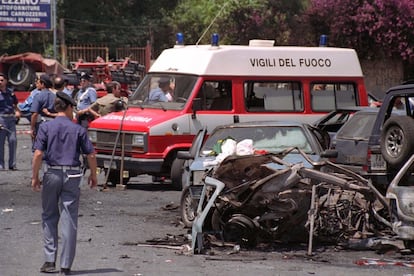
[178,121,330,227]
[387,154,414,244]
[190,149,394,254]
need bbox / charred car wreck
[190,147,411,254]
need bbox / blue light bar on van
[211,33,219,47]
[319,34,328,47]
[176,33,184,46]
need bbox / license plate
[103,161,117,169]
[371,154,386,170]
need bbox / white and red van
[88,37,368,189]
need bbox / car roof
[385,83,414,95]
[352,107,380,114]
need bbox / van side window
[196,80,232,110]
[311,83,357,111]
[244,81,303,112]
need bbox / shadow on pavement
[69,268,124,275]
[98,182,178,191]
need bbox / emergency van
[88,37,369,189]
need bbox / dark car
[327,84,414,194]
[312,106,366,142]
[328,108,382,178]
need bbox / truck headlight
[132,134,145,146]
[88,130,97,143]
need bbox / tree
[168,0,308,46]
[305,0,414,62]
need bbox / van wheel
[106,170,130,186]
[171,158,185,190]
[180,187,198,228]
[8,63,35,87]
[381,116,414,169]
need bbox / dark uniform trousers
[41,166,82,268]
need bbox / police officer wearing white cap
[75,72,97,128]
[31,91,97,275]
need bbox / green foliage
[168,0,307,46]
[0,0,413,66]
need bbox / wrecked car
[190,148,406,254]
[387,153,414,249]
[177,121,331,228]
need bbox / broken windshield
[201,125,313,155]
[128,74,198,110]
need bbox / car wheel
[180,187,198,228]
[171,158,185,191]
[381,116,414,168]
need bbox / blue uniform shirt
[18,88,41,112]
[30,89,56,115]
[76,86,97,110]
[0,87,17,114]
[33,116,95,166]
[148,87,169,103]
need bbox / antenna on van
[196,2,229,46]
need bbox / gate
[66,43,151,73]
[67,45,109,65]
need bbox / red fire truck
[0,52,145,102]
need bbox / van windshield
[128,74,198,110]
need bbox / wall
[361,59,404,100]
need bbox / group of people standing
[0,71,128,275]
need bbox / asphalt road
[0,121,413,275]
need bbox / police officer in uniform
[30,74,56,143]
[0,73,20,170]
[31,92,97,275]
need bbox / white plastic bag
[236,139,254,155]
[215,138,237,163]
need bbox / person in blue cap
[31,91,97,275]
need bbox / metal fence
[67,44,109,64]
[66,43,151,72]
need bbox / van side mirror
[192,98,202,119]
[114,100,127,111]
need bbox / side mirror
[192,98,202,119]
[177,150,193,160]
[320,149,338,158]
[115,100,127,111]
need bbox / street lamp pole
[53,0,57,59]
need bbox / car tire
[381,116,414,168]
[171,158,185,191]
[180,187,198,228]
[8,63,35,87]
